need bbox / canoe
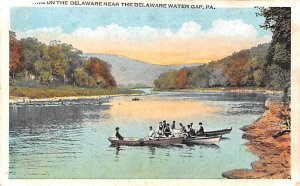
[142,136,184,146]
[183,136,221,145]
[203,127,232,137]
[108,137,142,146]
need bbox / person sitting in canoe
[179,123,186,133]
[164,123,172,137]
[171,121,176,130]
[115,127,124,140]
[196,122,204,136]
[186,124,196,137]
[148,126,156,140]
[157,122,164,136]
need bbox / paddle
[132,135,148,146]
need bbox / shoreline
[9,86,143,103]
[154,87,282,95]
[222,98,290,179]
[10,87,282,104]
[9,93,142,104]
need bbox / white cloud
[17,19,272,64]
[207,19,258,39]
[177,21,202,37]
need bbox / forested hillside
[154,43,270,89]
[9,31,116,88]
[154,7,291,91]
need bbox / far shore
[10,86,283,104]
[154,87,283,95]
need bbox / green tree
[257,7,291,90]
[74,68,91,86]
[154,71,177,89]
[60,43,83,85]
[253,69,264,86]
[20,37,44,78]
[48,40,67,84]
[186,65,209,88]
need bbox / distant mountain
[85,54,201,87]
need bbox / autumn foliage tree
[154,43,269,90]
[176,68,190,89]
[9,31,23,79]
[85,57,116,87]
[9,32,117,88]
[225,51,250,86]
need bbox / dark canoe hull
[183,136,221,145]
[142,137,184,146]
[108,137,142,146]
[204,127,232,137]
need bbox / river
[9,89,269,178]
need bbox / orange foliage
[176,69,190,89]
[226,52,250,86]
[9,31,23,76]
[86,57,116,87]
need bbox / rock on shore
[222,98,290,179]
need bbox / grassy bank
[10,85,140,99]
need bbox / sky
[11,7,272,65]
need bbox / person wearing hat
[115,127,124,140]
[196,122,204,136]
[148,126,156,140]
[164,123,172,137]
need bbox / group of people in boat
[156,120,204,138]
[114,120,205,140]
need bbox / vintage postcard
[0,0,300,185]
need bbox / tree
[208,68,229,87]
[257,7,291,90]
[74,68,91,86]
[225,52,250,86]
[61,43,83,85]
[48,40,67,84]
[20,37,44,77]
[266,64,290,90]
[9,31,23,79]
[253,69,264,86]
[154,71,177,89]
[186,65,209,88]
[176,68,190,89]
[85,57,116,87]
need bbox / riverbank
[9,86,141,103]
[154,87,282,95]
[222,99,290,179]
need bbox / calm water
[9,90,269,178]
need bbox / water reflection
[148,146,156,159]
[110,98,219,121]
